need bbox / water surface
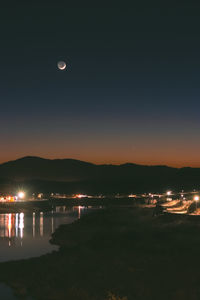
[0,283,18,300]
[0,205,88,262]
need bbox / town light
[18,191,25,199]
[76,194,87,199]
[194,195,199,212]
[166,191,172,196]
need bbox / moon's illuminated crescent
[57,61,67,70]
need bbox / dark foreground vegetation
[1,207,200,299]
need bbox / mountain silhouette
[0,156,199,194]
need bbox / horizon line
[0,155,199,169]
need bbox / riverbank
[1,206,200,299]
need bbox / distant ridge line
[0,156,200,193]
[0,156,184,169]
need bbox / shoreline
[0,197,137,214]
[1,206,200,299]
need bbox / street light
[166,191,172,201]
[166,191,172,197]
[194,195,199,212]
[18,191,25,199]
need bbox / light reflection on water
[0,206,87,262]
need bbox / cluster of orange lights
[0,196,16,202]
[0,192,25,202]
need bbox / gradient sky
[1,2,200,167]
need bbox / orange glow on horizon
[2,149,200,168]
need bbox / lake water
[0,205,89,262]
[0,205,95,299]
[0,283,18,300]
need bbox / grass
[1,206,200,299]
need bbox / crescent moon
[59,66,66,70]
[57,61,67,70]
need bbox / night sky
[1,2,200,167]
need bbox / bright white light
[194,196,199,202]
[166,191,172,196]
[18,192,25,199]
[76,194,87,199]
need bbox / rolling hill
[0,156,199,194]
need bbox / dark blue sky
[1,2,200,166]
